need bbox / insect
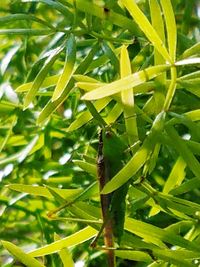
[92,127,129,267]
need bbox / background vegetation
[0,0,200,266]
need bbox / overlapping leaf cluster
[0,0,200,266]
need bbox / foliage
[0,0,200,266]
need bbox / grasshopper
[92,127,130,267]
[47,121,133,267]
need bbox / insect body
[97,128,129,266]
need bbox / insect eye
[103,7,110,13]
[105,131,112,138]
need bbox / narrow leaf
[29,226,97,257]
[0,135,39,165]
[67,98,110,132]
[73,160,96,176]
[0,29,53,35]
[160,0,177,62]
[37,43,99,124]
[54,234,74,267]
[24,45,64,108]
[8,184,82,200]
[121,0,171,63]
[2,241,45,267]
[52,34,76,101]
[16,74,60,92]
[182,42,200,58]
[82,65,169,100]
[120,45,138,144]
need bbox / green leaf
[67,98,111,132]
[170,177,200,195]
[0,29,53,35]
[37,42,99,124]
[0,14,54,29]
[72,160,96,176]
[115,250,152,263]
[165,125,200,179]
[160,0,177,62]
[54,234,74,267]
[24,45,64,108]
[22,0,73,19]
[153,249,195,267]
[104,103,123,125]
[71,0,140,35]
[82,65,169,100]
[121,0,172,63]
[8,184,82,200]
[0,135,39,165]
[52,34,76,101]
[102,111,166,194]
[149,0,166,65]
[16,74,60,92]
[163,157,186,194]
[157,193,200,216]
[120,45,138,144]
[1,241,45,267]
[125,217,199,252]
[102,41,119,72]
[182,42,200,58]
[163,66,177,111]
[28,226,97,257]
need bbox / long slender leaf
[120,45,138,144]
[0,29,53,35]
[0,14,55,29]
[16,74,60,92]
[24,45,64,108]
[2,241,45,267]
[82,65,169,100]
[37,43,99,124]
[121,0,171,63]
[160,0,177,62]
[8,184,82,200]
[52,34,76,101]
[28,226,97,257]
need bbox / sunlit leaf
[52,34,76,101]
[8,184,82,200]
[121,0,171,63]
[0,135,39,165]
[82,65,169,100]
[29,226,97,257]
[160,0,177,62]
[54,234,74,267]
[120,45,138,144]
[1,241,45,267]
[24,45,64,108]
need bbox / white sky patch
[77,103,86,112]
[1,82,19,103]
[59,153,71,165]
[0,164,14,181]
[197,2,200,17]
[75,260,85,267]
[64,108,72,119]
[43,170,57,180]
[0,171,4,182]
[3,164,14,177]
[182,133,191,140]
